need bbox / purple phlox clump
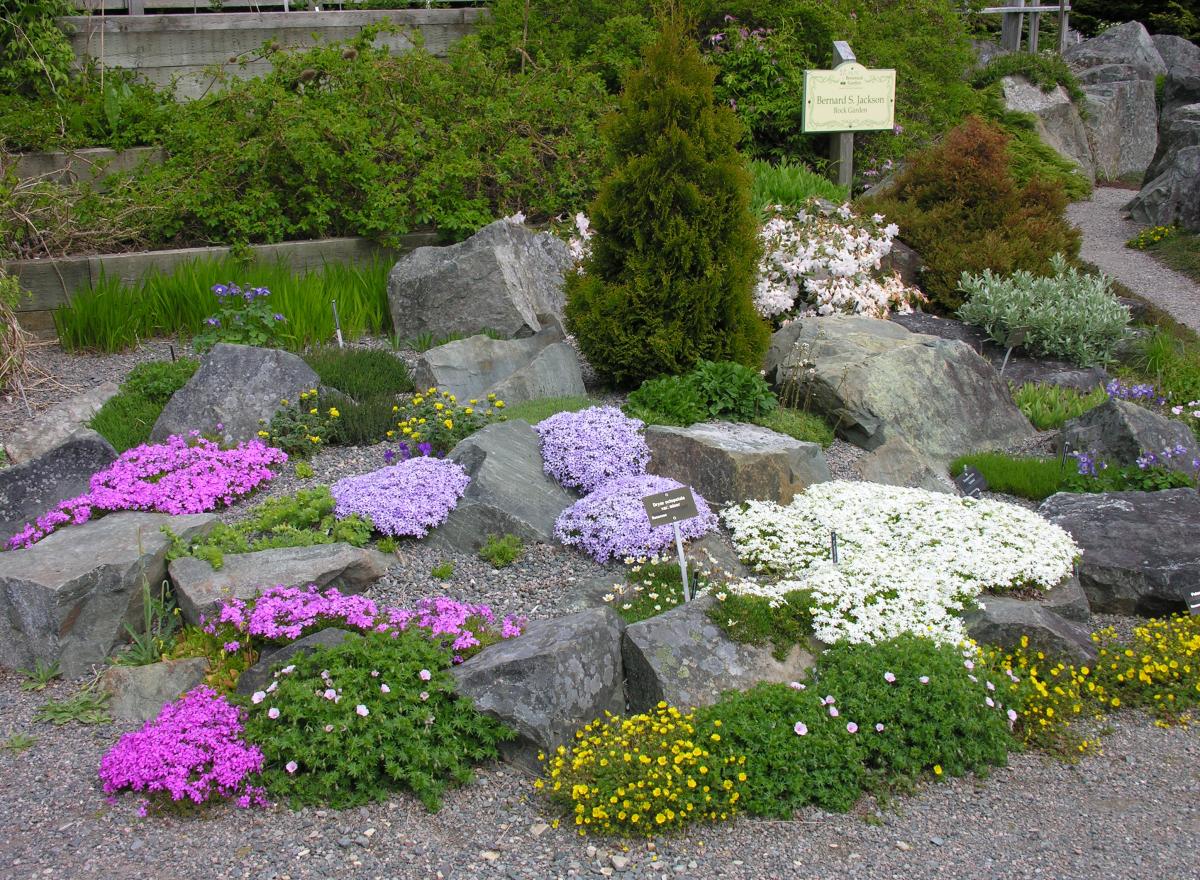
[331,456,470,538]
[535,406,650,494]
[554,474,717,563]
[8,435,287,549]
[99,687,266,812]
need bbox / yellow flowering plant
[1091,614,1200,725]
[537,702,745,836]
[393,388,506,454]
[260,389,342,458]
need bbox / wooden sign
[955,466,988,499]
[642,487,699,528]
[803,61,896,133]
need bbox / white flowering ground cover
[720,482,1080,647]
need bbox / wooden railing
[977,1,1073,53]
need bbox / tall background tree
[564,9,768,387]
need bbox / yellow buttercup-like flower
[257,430,269,438]
[309,408,318,415]
[443,419,453,429]
[328,408,340,418]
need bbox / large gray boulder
[451,608,626,772]
[100,657,209,723]
[152,343,320,446]
[857,436,955,494]
[169,543,394,625]
[412,323,584,405]
[1153,34,1200,120]
[4,382,119,465]
[622,595,816,713]
[1060,398,1198,474]
[0,512,217,676]
[236,628,360,696]
[435,420,576,552]
[1127,104,1200,232]
[645,421,830,507]
[1040,490,1200,615]
[1080,78,1159,180]
[1002,76,1094,180]
[0,429,116,541]
[388,219,572,342]
[764,316,1033,465]
[1064,21,1167,81]
[965,595,1096,664]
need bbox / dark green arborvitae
[564,14,769,387]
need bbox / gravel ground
[1067,186,1200,333]
[2,670,1197,880]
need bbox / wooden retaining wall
[63,8,483,99]
[5,233,437,336]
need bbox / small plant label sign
[955,466,988,498]
[1189,590,1200,616]
[642,486,700,603]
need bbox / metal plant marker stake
[331,300,344,348]
[673,521,690,603]
[831,531,839,565]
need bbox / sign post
[642,486,701,603]
[803,42,897,188]
[1189,590,1200,616]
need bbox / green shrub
[749,159,848,215]
[167,625,257,694]
[89,359,199,452]
[696,684,867,817]
[625,360,777,425]
[861,116,1081,312]
[752,407,835,447]
[564,16,769,385]
[240,629,512,810]
[1125,328,1200,409]
[0,0,75,97]
[303,347,413,402]
[538,701,746,834]
[165,486,375,570]
[999,114,1094,200]
[479,534,524,568]
[815,635,1015,781]
[958,255,1130,366]
[1011,382,1107,430]
[54,258,391,353]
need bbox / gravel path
[1067,186,1200,333]
[2,671,1197,880]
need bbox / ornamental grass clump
[958,254,1130,367]
[537,702,746,835]
[331,456,470,538]
[721,482,1079,646]
[99,686,266,815]
[535,406,649,493]
[554,474,717,564]
[9,434,287,549]
[240,629,513,811]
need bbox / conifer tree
[564,10,769,387]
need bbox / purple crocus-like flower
[535,407,650,494]
[273,313,286,322]
[554,474,717,563]
[205,317,221,327]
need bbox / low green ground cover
[89,359,198,451]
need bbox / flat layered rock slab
[0,512,217,677]
[4,382,119,465]
[622,595,816,714]
[965,594,1097,664]
[152,343,320,445]
[646,421,830,507]
[170,543,393,625]
[451,608,625,772]
[1040,489,1200,615]
[100,657,209,723]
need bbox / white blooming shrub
[562,202,922,322]
[754,203,924,321]
[720,482,1079,647]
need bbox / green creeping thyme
[164,486,375,570]
[478,534,524,569]
[240,629,513,810]
[89,359,199,452]
[708,586,817,662]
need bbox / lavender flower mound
[99,686,266,814]
[330,456,470,538]
[554,474,717,563]
[206,586,525,663]
[535,406,650,494]
[8,434,288,549]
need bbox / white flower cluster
[754,204,923,320]
[721,481,1080,646]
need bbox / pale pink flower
[794,722,808,736]
[828,706,839,718]
[418,669,432,681]
[285,761,298,774]
[846,722,858,734]
[883,671,896,683]
[356,704,369,717]
[267,707,280,719]
[380,683,391,694]
[251,690,266,704]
